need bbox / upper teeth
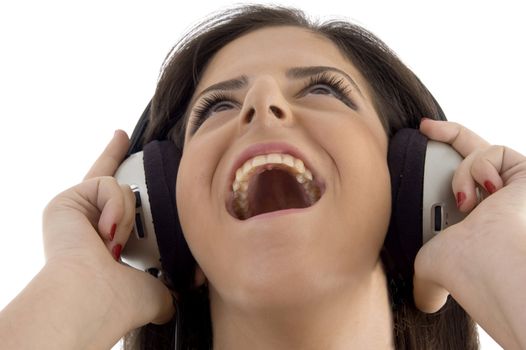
[233,153,313,192]
[231,153,321,219]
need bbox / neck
[209,261,394,350]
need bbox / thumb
[118,264,176,327]
[413,275,450,313]
[412,239,451,313]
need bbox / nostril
[269,106,283,119]
[245,108,255,123]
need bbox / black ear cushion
[383,128,427,289]
[143,140,196,291]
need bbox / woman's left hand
[413,119,526,349]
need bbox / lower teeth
[232,182,321,220]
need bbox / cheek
[175,135,231,271]
[307,112,391,250]
[344,152,391,246]
[343,153,390,256]
[176,153,202,254]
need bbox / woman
[1,5,525,349]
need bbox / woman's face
[176,26,391,308]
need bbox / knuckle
[479,145,503,162]
[449,121,463,129]
[99,175,117,183]
[120,184,135,202]
[98,175,120,190]
[447,122,464,144]
[489,144,505,154]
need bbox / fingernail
[456,192,466,208]
[109,223,117,241]
[484,180,497,194]
[112,244,122,261]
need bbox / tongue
[247,169,310,217]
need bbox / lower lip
[243,207,311,221]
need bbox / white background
[1,1,524,349]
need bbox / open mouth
[227,154,325,220]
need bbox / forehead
[196,26,367,95]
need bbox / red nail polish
[484,180,497,194]
[112,244,122,261]
[456,192,466,208]
[109,224,117,241]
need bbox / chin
[210,265,337,313]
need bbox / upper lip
[227,141,325,193]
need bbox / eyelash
[190,91,239,131]
[300,73,354,106]
[189,72,356,132]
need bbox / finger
[120,267,176,325]
[469,145,505,194]
[451,151,480,212]
[150,288,176,325]
[413,240,450,313]
[104,184,136,261]
[469,144,526,188]
[420,119,490,157]
[453,145,526,209]
[493,146,526,185]
[84,130,130,180]
[94,177,131,243]
[413,275,450,313]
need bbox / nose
[239,76,292,128]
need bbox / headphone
[114,98,467,347]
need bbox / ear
[194,265,207,287]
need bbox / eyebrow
[194,65,363,102]
[196,75,249,100]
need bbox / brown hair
[126,5,479,349]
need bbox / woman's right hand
[42,130,174,329]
